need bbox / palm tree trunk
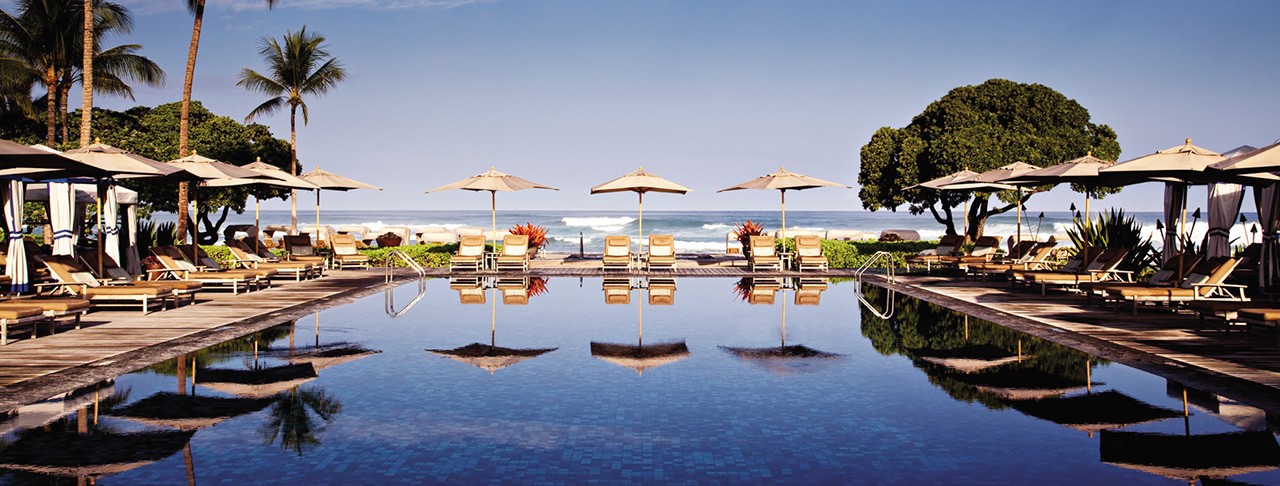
[59,84,70,144]
[177,0,205,243]
[289,104,297,230]
[79,0,93,147]
[45,72,56,145]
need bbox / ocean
[173,209,1264,254]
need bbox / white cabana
[1205,182,1246,259]
[102,184,121,265]
[4,180,28,292]
[47,182,75,255]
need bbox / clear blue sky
[15,0,1280,212]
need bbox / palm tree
[176,0,275,243]
[78,0,89,147]
[259,386,341,455]
[238,26,346,230]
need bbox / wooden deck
[0,269,406,411]
[872,274,1280,410]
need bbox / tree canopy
[858,79,1121,238]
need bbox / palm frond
[244,96,285,123]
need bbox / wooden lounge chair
[747,278,782,304]
[967,243,1057,279]
[648,278,676,306]
[241,237,324,277]
[1106,257,1246,315]
[330,234,370,270]
[283,235,329,268]
[0,306,48,345]
[1237,309,1280,343]
[497,277,530,305]
[178,245,275,289]
[748,236,782,272]
[646,234,677,271]
[81,252,202,306]
[152,247,255,295]
[602,236,633,272]
[1025,247,1130,295]
[905,234,966,271]
[1008,246,1099,286]
[495,234,530,272]
[794,235,828,272]
[450,235,486,272]
[1080,253,1202,306]
[949,236,1005,266]
[0,297,89,332]
[450,277,486,304]
[603,278,632,304]
[794,278,828,306]
[225,240,315,282]
[37,255,174,314]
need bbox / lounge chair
[225,240,315,282]
[497,277,530,305]
[152,247,255,295]
[495,234,530,272]
[0,306,48,345]
[1025,247,1130,295]
[283,235,329,268]
[1227,243,1263,285]
[1106,257,1246,315]
[967,243,1057,279]
[241,237,325,277]
[178,245,276,289]
[1237,309,1280,343]
[1079,253,1202,306]
[905,234,966,271]
[36,255,174,314]
[794,235,828,272]
[602,236,633,272]
[794,278,828,305]
[646,234,677,271]
[648,278,676,305]
[451,235,487,272]
[747,278,782,304]
[330,234,370,270]
[603,278,632,304]
[748,236,782,272]
[0,297,89,332]
[1008,246,1099,286]
[949,236,1005,266]
[81,251,202,306]
[450,277,486,304]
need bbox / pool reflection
[590,277,689,376]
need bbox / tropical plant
[858,79,1121,239]
[175,0,276,243]
[237,26,346,231]
[732,220,765,253]
[527,276,549,298]
[508,222,548,250]
[1065,209,1157,272]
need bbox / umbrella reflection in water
[591,278,690,376]
[428,277,556,374]
[721,278,842,376]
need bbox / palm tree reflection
[259,386,342,456]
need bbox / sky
[8,0,1280,213]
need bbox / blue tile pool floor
[1,277,1278,485]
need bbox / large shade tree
[175,0,275,243]
[237,26,346,231]
[858,79,1121,239]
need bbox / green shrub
[359,244,456,268]
[1066,209,1157,271]
[199,245,236,267]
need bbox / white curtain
[1163,183,1186,261]
[125,204,140,275]
[48,182,75,256]
[1256,182,1279,288]
[4,180,28,293]
[1205,182,1245,258]
[103,184,121,265]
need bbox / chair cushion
[798,246,821,257]
[650,245,672,257]
[606,245,629,257]
[0,307,42,319]
[85,285,171,297]
[1240,309,1280,321]
[460,245,483,257]
[0,299,90,312]
[754,245,774,257]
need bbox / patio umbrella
[427,167,558,249]
[907,169,982,235]
[108,392,275,431]
[951,367,1098,400]
[1100,430,1280,482]
[914,344,1024,374]
[590,279,689,376]
[1008,390,1182,436]
[300,167,381,239]
[1004,152,1117,226]
[1212,142,1280,286]
[0,138,111,178]
[718,167,849,239]
[63,140,189,179]
[208,158,319,251]
[590,167,691,248]
[0,429,194,480]
[427,286,557,374]
[167,151,272,245]
[195,363,318,398]
[721,280,843,376]
[941,161,1040,244]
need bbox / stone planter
[376,234,403,247]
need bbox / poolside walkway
[872,273,1280,410]
[0,269,410,411]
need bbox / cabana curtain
[48,182,76,256]
[126,204,141,274]
[103,184,121,265]
[1256,182,1279,288]
[3,180,28,292]
[1205,182,1245,258]
[1163,183,1186,261]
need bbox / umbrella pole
[637,294,643,349]
[315,190,321,233]
[780,189,787,240]
[962,198,968,237]
[1179,186,1188,279]
[490,287,497,349]
[491,190,497,251]
[95,184,104,276]
[638,191,643,250]
[192,184,199,248]
[1016,187,1023,245]
[780,286,787,349]
[254,196,261,254]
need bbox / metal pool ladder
[384,249,426,283]
[385,278,428,318]
[853,251,896,319]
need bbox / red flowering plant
[508,223,549,250]
[733,220,766,256]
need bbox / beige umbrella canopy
[300,167,381,237]
[427,167,559,248]
[194,363,319,398]
[63,140,194,180]
[1099,138,1225,183]
[108,392,276,431]
[590,280,690,376]
[906,169,981,190]
[1211,140,1280,175]
[0,138,112,179]
[591,167,691,245]
[167,151,273,244]
[207,158,319,247]
[718,167,849,239]
[1007,390,1182,435]
[427,286,557,375]
[942,161,1041,243]
[1100,430,1280,481]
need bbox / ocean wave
[561,216,636,228]
[674,240,727,253]
[702,223,730,230]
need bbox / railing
[384,249,426,283]
[385,278,428,318]
[853,251,896,319]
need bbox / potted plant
[733,220,765,257]
[376,231,402,247]
[508,223,549,258]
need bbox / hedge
[773,238,937,269]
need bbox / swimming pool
[1,277,1277,484]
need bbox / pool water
[2,277,1279,485]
